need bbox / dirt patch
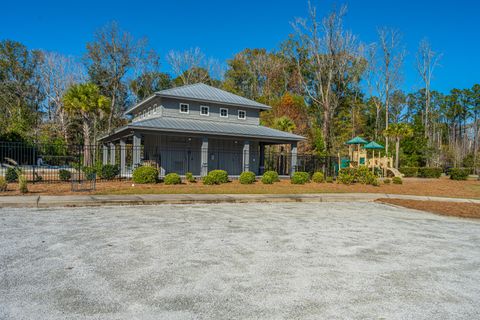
[0,177,479,199]
[377,198,480,219]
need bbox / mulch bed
[377,198,480,219]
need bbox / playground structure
[341,137,403,178]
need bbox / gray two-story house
[99,83,304,177]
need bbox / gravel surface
[1,202,479,319]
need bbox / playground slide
[386,167,403,178]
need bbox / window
[153,104,157,114]
[220,108,228,118]
[200,105,209,116]
[180,103,189,114]
[238,110,246,120]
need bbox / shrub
[59,169,71,182]
[418,167,442,178]
[82,166,97,181]
[132,166,159,184]
[400,167,418,177]
[261,171,279,184]
[99,164,120,180]
[185,172,196,183]
[356,166,377,185]
[239,171,256,184]
[371,179,380,187]
[312,172,324,183]
[449,168,470,181]
[164,173,182,185]
[337,169,355,185]
[392,177,403,184]
[383,178,391,184]
[33,172,43,182]
[5,167,18,183]
[18,174,28,193]
[291,171,310,184]
[326,176,334,183]
[0,176,7,191]
[264,171,280,182]
[203,170,229,185]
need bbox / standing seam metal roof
[127,116,304,141]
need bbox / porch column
[132,132,142,168]
[102,144,108,165]
[291,142,298,175]
[258,142,265,175]
[243,140,250,172]
[120,139,126,176]
[109,142,116,165]
[201,137,209,177]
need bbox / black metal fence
[0,141,338,183]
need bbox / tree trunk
[82,121,92,167]
[395,137,400,169]
[323,106,331,153]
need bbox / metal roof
[345,136,368,145]
[126,83,271,115]
[106,117,304,142]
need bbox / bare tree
[39,51,86,143]
[377,27,405,154]
[166,47,221,85]
[292,2,359,152]
[416,38,442,140]
[85,22,150,132]
[365,43,384,139]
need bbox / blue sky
[2,0,479,93]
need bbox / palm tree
[63,83,110,165]
[273,116,296,133]
[384,123,414,169]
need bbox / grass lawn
[1,176,479,199]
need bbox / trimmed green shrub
[312,171,324,183]
[449,168,470,181]
[400,167,418,177]
[59,169,71,181]
[291,171,310,184]
[326,176,334,183]
[356,166,377,185]
[239,171,256,184]
[392,177,403,184]
[185,172,196,183]
[5,167,18,183]
[164,173,182,185]
[0,176,7,191]
[418,167,442,178]
[19,174,28,193]
[203,170,229,185]
[132,166,159,184]
[99,164,120,180]
[264,171,280,182]
[371,179,380,187]
[383,178,391,184]
[261,171,279,184]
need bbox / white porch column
[291,142,298,175]
[132,132,142,168]
[243,140,250,172]
[109,142,116,165]
[201,137,209,177]
[120,139,126,175]
[102,144,108,165]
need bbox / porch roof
[100,117,305,143]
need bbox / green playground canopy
[346,136,368,145]
[364,141,384,149]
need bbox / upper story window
[200,106,209,116]
[220,108,228,118]
[238,110,246,120]
[179,103,189,114]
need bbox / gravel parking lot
[1,202,479,319]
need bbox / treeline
[0,4,479,170]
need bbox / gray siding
[161,97,260,125]
[132,97,260,126]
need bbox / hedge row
[399,167,442,178]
